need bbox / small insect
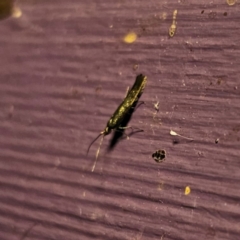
[87,74,147,172]
[152,149,166,163]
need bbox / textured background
[0,0,240,239]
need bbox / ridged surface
[0,0,240,239]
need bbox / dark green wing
[107,74,147,128]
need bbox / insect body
[87,74,147,172]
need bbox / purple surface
[0,0,240,239]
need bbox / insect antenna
[92,135,104,172]
[86,132,103,156]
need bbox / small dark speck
[217,78,222,85]
[152,149,166,163]
[173,139,179,144]
[201,10,204,14]
[182,204,196,209]
[232,125,240,132]
[71,88,79,97]
[95,86,102,94]
[223,12,227,16]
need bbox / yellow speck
[169,9,178,37]
[173,10,178,20]
[169,25,176,37]
[226,0,236,6]
[12,6,22,18]
[123,32,137,44]
[185,186,191,195]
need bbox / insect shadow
[108,92,144,151]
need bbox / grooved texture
[0,1,240,240]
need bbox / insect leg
[114,128,129,139]
[118,126,144,135]
[133,101,145,110]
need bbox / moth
[87,74,147,171]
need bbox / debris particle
[223,12,228,16]
[162,12,167,20]
[215,138,219,144]
[185,186,191,195]
[169,9,178,37]
[152,97,160,120]
[157,181,165,190]
[217,78,222,85]
[154,101,159,111]
[198,151,204,157]
[152,149,166,163]
[123,32,137,44]
[170,130,193,141]
[201,10,204,14]
[133,64,139,71]
[208,11,217,19]
[12,6,22,18]
[226,0,236,6]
